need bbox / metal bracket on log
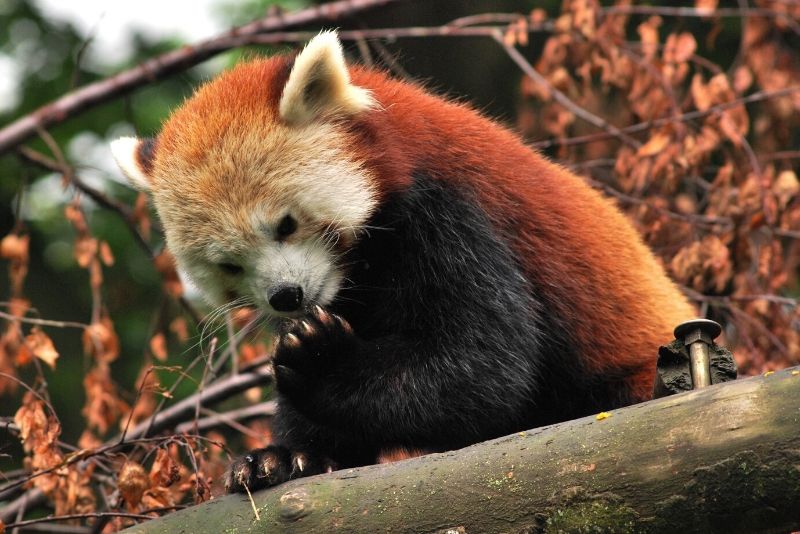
[654,318,738,398]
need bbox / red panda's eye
[218,262,243,275]
[276,215,298,240]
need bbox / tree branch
[122,368,800,533]
[0,0,405,155]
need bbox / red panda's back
[349,68,696,401]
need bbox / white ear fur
[110,136,152,191]
[279,31,377,124]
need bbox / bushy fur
[111,33,695,493]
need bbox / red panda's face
[111,32,378,316]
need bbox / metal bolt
[674,319,722,389]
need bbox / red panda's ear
[110,136,156,191]
[279,31,377,124]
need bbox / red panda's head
[110,32,379,316]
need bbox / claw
[314,305,334,326]
[283,333,301,348]
[292,453,307,473]
[299,320,314,335]
[261,454,278,478]
[333,314,353,335]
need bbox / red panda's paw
[272,306,355,398]
[225,444,336,493]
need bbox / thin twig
[530,86,800,149]
[0,309,88,329]
[194,338,218,437]
[601,5,800,35]
[583,177,734,230]
[4,511,164,529]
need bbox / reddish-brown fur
[157,57,695,402]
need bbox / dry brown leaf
[695,0,718,11]
[691,74,712,111]
[0,234,29,263]
[149,448,181,488]
[77,429,102,450]
[134,192,151,240]
[637,16,662,60]
[670,236,733,293]
[169,317,189,343]
[638,133,671,157]
[773,170,800,209]
[119,461,149,510]
[14,342,32,367]
[24,327,59,369]
[154,250,184,298]
[529,8,547,24]
[141,446,187,509]
[719,111,743,146]
[82,363,128,434]
[74,237,97,268]
[664,32,697,64]
[733,66,753,93]
[83,317,120,363]
[99,241,115,267]
[14,391,52,451]
[64,204,88,233]
[150,333,168,361]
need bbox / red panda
[111,31,695,493]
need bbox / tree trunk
[124,367,800,533]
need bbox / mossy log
[125,367,800,533]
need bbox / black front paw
[225,445,336,493]
[273,305,355,399]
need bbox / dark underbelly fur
[226,174,639,491]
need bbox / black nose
[268,285,304,312]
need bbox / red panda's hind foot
[225,444,337,493]
[273,306,356,401]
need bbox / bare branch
[0,0,406,155]
[601,5,800,35]
[530,86,800,149]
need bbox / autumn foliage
[517,0,800,374]
[1,1,799,531]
